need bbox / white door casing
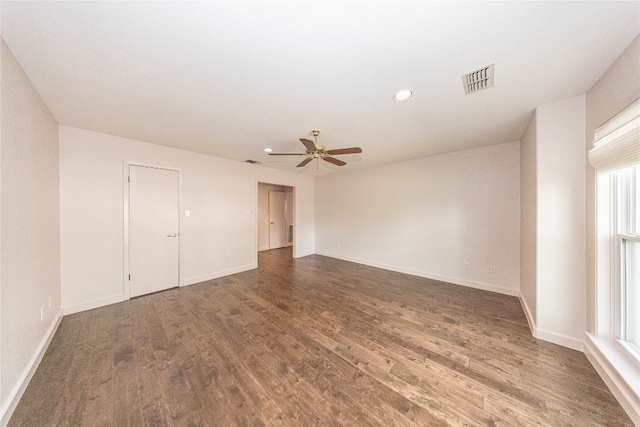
[129,165,180,298]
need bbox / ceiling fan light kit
[268,130,362,168]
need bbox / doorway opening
[257,182,294,255]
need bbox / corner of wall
[0,313,62,426]
[518,292,535,335]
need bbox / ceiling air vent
[245,159,260,164]
[462,63,495,95]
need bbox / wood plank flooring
[9,248,632,426]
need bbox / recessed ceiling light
[393,89,413,102]
[264,147,273,153]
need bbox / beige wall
[585,35,640,333]
[0,40,61,420]
[59,126,315,314]
[519,111,537,325]
[315,141,521,296]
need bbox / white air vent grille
[462,63,495,95]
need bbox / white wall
[315,142,521,295]
[519,111,537,326]
[59,126,314,314]
[1,40,62,423]
[534,95,587,349]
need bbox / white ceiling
[1,1,639,175]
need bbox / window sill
[585,333,640,422]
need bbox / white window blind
[588,98,640,172]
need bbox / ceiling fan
[268,130,362,168]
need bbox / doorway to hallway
[257,182,294,253]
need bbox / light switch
[185,210,191,217]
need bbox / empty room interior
[1,1,640,426]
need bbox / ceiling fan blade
[323,156,346,166]
[296,157,313,167]
[300,138,317,151]
[268,153,306,156]
[326,147,362,155]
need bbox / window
[617,164,640,357]
[586,98,640,404]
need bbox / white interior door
[129,165,180,298]
[269,191,287,249]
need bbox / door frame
[257,181,295,257]
[123,161,183,299]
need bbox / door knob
[167,233,178,237]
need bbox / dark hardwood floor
[9,247,632,426]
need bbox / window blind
[588,98,640,172]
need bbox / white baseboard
[518,293,536,334]
[314,252,585,351]
[519,298,636,421]
[294,250,315,258]
[62,294,125,316]
[63,264,259,315]
[534,328,584,352]
[517,293,584,351]
[1,312,62,427]
[584,334,640,424]
[315,251,519,297]
[182,263,257,287]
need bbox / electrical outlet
[464,262,470,271]
[337,243,341,249]
[488,265,493,273]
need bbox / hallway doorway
[258,182,294,253]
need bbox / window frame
[616,234,640,362]
[587,98,640,418]
[614,164,640,360]
[590,166,640,400]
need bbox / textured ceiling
[2,1,639,175]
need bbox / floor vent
[462,63,495,95]
[245,159,260,164]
